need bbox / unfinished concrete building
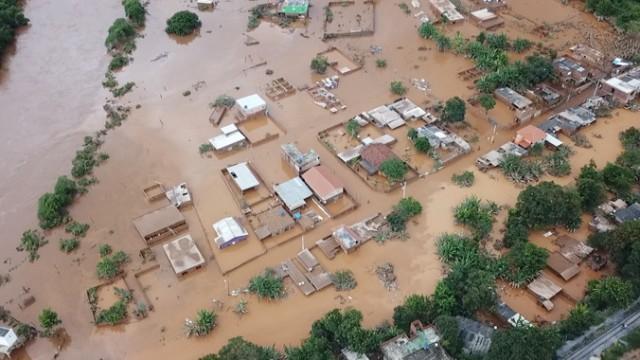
[162,234,205,276]
[494,87,536,123]
[281,143,320,174]
[132,205,188,245]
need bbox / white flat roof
[221,123,239,135]
[197,0,214,3]
[209,131,246,150]
[605,77,638,94]
[162,235,205,275]
[236,94,266,111]
[226,162,260,191]
[213,217,248,242]
[471,8,496,21]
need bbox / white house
[0,327,18,358]
[235,94,267,118]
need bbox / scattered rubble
[375,262,398,291]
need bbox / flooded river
[0,0,629,358]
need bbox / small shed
[212,217,248,249]
[197,0,214,10]
[301,165,344,203]
[547,252,581,281]
[162,235,205,276]
[274,177,313,211]
[235,94,267,118]
[226,162,260,192]
[133,205,188,244]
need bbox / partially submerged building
[495,302,530,327]
[252,205,296,240]
[274,177,313,211]
[367,105,406,129]
[212,217,249,249]
[600,67,640,105]
[470,8,503,29]
[514,125,547,149]
[455,316,494,356]
[555,235,593,264]
[381,321,452,360]
[614,202,640,224]
[553,57,589,86]
[429,0,464,23]
[495,87,536,123]
[476,142,527,170]
[235,94,267,119]
[359,143,397,176]
[226,162,260,193]
[165,183,192,208]
[547,251,581,281]
[333,226,363,253]
[281,143,320,174]
[417,126,471,153]
[0,327,18,358]
[133,205,188,244]
[333,213,384,253]
[162,234,205,276]
[538,106,596,136]
[388,98,427,120]
[301,165,345,204]
[209,124,248,152]
[569,44,605,68]
[529,84,562,106]
[278,0,309,18]
[527,275,563,311]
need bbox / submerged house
[301,165,345,203]
[429,0,464,23]
[600,67,640,105]
[281,143,320,174]
[538,106,596,136]
[0,327,18,358]
[553,57,589,86]
[209,124,248,152]
[367,105,406,129]
[494,87,536,123]
[455,317,494,356]
[212,217,249,249]
[226,162,260,193]
[162,234,205,276]
[381,321,453,360]
[278,0,310,18]
[235,94,267,119]
[513,125,547,149]
[359,143,397,176]
[274,177,313,211]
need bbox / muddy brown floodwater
[0,0,631,359]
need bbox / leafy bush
[576,162,606,211]
[441,97,466,123]
[393,294,436,332]
[38,308,61,336]
[602,162,635,196]
[166,11,201,36]
[586,0,640,32]
[487,324,562,360]
[105,18,136,50]
[109,54,129,71]
[102,71,118,89]
[111,81,135,97]
[451,171,475,187]
[248,268,286,300]
[500,242,548,286]
[218,336,281,360]
[376,59,387,68]
[331,270,357,291]
[434,315,463,357]
[379,158,408,183]
[186,309,217,337]
[559,304,601,340]
[71,142,98,178]
[310,55,329,74]
[96,251,129,280]
[390,81,407,95]
[65,221,89,237]
[18,229,48,262]
[0,0,29,57]
[585,277,634,311]
[99,244,113,257]
[96,301,127,325]
[212,94,235,108]
[512,38,532,53]
[59,238,79,253]
[199,143,214,154]
[501,154,543,182]
[345,119,360,138]
[397,197,423,217]
[620,127,640,151]
[122,0,145,26]
[513,181,582,230]
[413,137,431,153]
[544,147,572,177]
[454,196,497,240]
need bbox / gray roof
[226,162,259,191]
[274,177,313,211]
[540,106,596,135]
[281,143,320,170]
[455,317,494,355]
[553,57,587,75]
[495,302,516,321]
[495,87,532,109]
[614,203,640,223]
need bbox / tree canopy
[379,158,408,183]
[165,11,201,36]
[487,324,562,360]
[0,0,29,58]
[513,181,582,230]
[441,97,466,123]
[585,277,634,311]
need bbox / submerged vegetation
[248,268,286,300]
[0,0,28,58]
[166,11,201,36]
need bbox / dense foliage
[559,303,601,340]
[576,162,607,212]
[37,176,78,229]
[585,276,634,311]
[0,0,28,59]
[390,81,407,95]
[310,55,329,74]
[451,170,475,187]
[18,229,48,262]
[441,96,466,123]
[38,308,61,336]
[95,300,127,325]
[379,158,408,183]
[331,270,357,291]
[386,197,422,232]
[487,324,562,360]
[165,11,201,36]
[512,181,582,230]
[453,196,497,240]
[345,119,360,138]
[586,0,640,32]
[248,268,286,300]
[105,18,136,50]
[216,337,281,360]
[122,0,145,26]
[186,309,217,337]
[500,242,548,286]
[96,251,129,280]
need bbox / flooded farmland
[0,0,638,358]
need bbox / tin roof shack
[368,105,406,129]
[209,124,248,152]
[278,0,309,17]
[569,44,605,69]
[301,165,344,203]
[514,125,547,149]
[470,8,503,29]
[281,143,320,174]
[614,202,640,224]
[601,67,640,105]
[553,57,589,86]
[527,275,563,311]
[235,94,267,119]
[494,87,537,123]
[274,177,313,211]
[476,142,527,170]
[133,205,188,245]
[495,302,531,327]
[429,0,464,23]
[359,143,397,176]
[547,252,581,281]
[226,162,260,193]
[455,316,494,356]
[0,327,18,358]
[381,322,453,360]
[333,226,363,253]
[555,235,594,264]
[251,205,296,240]
[197,0,214,10]
[416,125,471,163]
[528,84,562,107]
[212,217,249,249]
[162,235,205,276]
[388,98,427,120]
[538,106,597,136]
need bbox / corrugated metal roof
[227,162,259,191]
[274,177,312,211]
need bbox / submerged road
[562,303,640,360]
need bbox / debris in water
[375,262,398,291]
[150,52,168,62]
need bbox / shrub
[0,0,29,57]
[37,193,68,229]
[102,72,118,89]
[390,81,407,95]
[500,242,548,286]
[18,229,48,261]
[71,142,98,178]
[413,137,431,153]
[105,18,136,50]
[345,119,360,138]
[585,277,634,311]
[379,158,408,183]
[212,94,235,108]
[512,38,532,53]
[166,11,201,36]
[59,238,79,253]
[109,54,129,71]
[111,81,135,97]
[559,303,601,340]
[376,59,387,68]
[123,0,145,26]
[54,176,78,203]
[65,221,89,237]
[310,55,329,74]
[96,301,127,325]
[602,162,635,196]
[331,270,357,291]
[38,308,61,336]
[99,244,113,257]
[393,294,435,332]
[441,97,466,123]
[544,148,572,177]
[248,268,286,300]
[199,143,214,154]
[451,171,475,187]
[96,251,129,280]
[454,196,496,240]
[186,309,217,337]
[397,197,423,217]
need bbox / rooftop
[470,8,497,21]
[359,143,396,174]
[209,129,246,150]
[555,235,593,264]
[527,275,562,300]
[212,217,248,247]
[274,177,313,211]
[455,316,494,355]
[381,326,451,360]
[429,0,464,22]
[235,94,266,112]
[301,165,344,201]
[547,251,581,281]
[162,235,205,275]
[280,0,309,15]
[553,57,588,75]
[389,98,426,119]
[368,105,404,128]
[614,202,640,223]
[495,87,533,109]
[604,67,640,94]
[281,143,320,171]
[133,205,186,239]
[253,205,295,240]
[514,125,546,148]
[333,226,362,251]
[226,162,260,191]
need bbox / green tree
[418,22,438,39]
[435,34,451,52]
[396,197,423,217]
[503,209,529,247]
[478,94,496,117]
[39,308,61,336]
[434,315,463,357]
[345,119,360,138]
[439,262,497,315]
[393,294,435,332]
[331,270,357,291]
[218,336,281,360]
[514,181,582,230]
[487,324,562,360]
[451,171,475,187]
[619,127,640,151]
[485,33,510,50]
[285,336,333,360]
[105,18,136,49]
[165,11,201,36]
[310,55,329,74]
[585,277,634,311]
[512,38,533,53]
[559,303,601,340]
[617,148,640,179]
[501,242,548,285]
[390,81,407,95]
[379,158,408,183]
[453,196,496,240]
[441,96,466,123]
[186,309,217,337]
[413,137,431,153]
[122,0,145,26]
[602,162,635,196]
[576,162,606,211]
[0,0,29,56]
[248,269,286,300]
[96,251,129,280]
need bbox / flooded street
[0,0,634,358]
